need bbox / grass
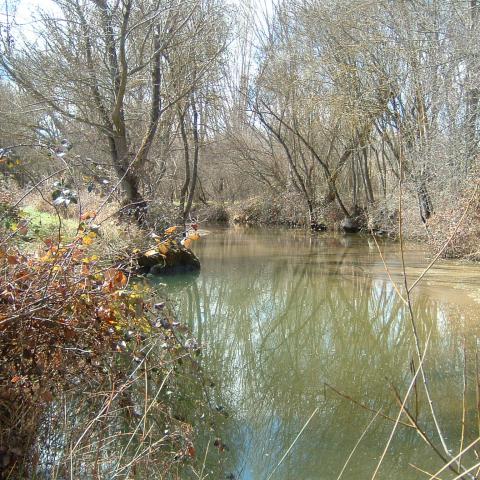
[19,205,78,239]
[0,202,77,252]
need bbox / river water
[161,227,480,479]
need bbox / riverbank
[197,186,480,261]
[0,201,212,479]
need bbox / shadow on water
[149,270,200,293]
[151,227,480,480]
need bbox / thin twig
[397,140,456,466]
[198,438,211,480]
[336,410,381,480]
[265,407,319,480]
[325,383,415,429]
[459,340,468,471]
[370,232,408,305]
[370,331,432,479]
[389,384,459,475]
[429,437,480,480]
[451,461,480,480]
[111,368,173,478]
[409,462,443,479]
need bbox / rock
[340,216,362,233]
[310,221,327,231]
[137,242,200,275]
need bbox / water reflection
[157,228,480,479]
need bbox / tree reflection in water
[154,227,480,480]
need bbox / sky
[6,0,273,95]
[4,0,59,40]
[8,0,274,42]
[13,0,274,19]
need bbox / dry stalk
[336,410,381,480]
[265,407,319,480]
[429,438,480,480]
[363,130,476,480]
[370,331,432,479]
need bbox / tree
[1,0,228,221]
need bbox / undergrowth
[0,203,213,479]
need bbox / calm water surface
[160,227,480,480]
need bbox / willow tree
[163,0,229,225]
[229,0,479,231]
[249,0,393,228]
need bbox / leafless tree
[0,0,228,221]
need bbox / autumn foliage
[0,222,204,478]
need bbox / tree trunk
[417,181,433,223]
[360,147,375,204]
[466,0,480,171]
[185,94,200,224]
[178,108,190,224]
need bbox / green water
[161,227,480,480]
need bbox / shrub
[198,202,230,224]
[428,183,480,260]
[0,224,207,478]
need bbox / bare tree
[0,0,228,221]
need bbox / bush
[0,222,208,478]
[428,183,480,260]
[230,192,311,227]
[197,202,230,224]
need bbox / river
[159,227,480,479]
